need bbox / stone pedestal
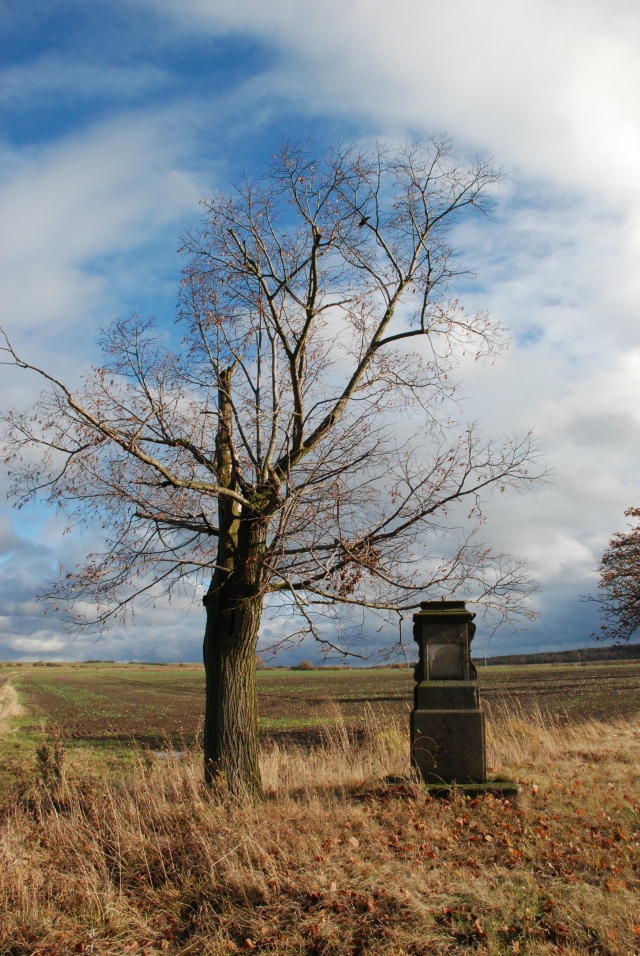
[410,600,487,784]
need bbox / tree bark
[202,363,266,796]
[202,513,266,795]
[202,576,263,796]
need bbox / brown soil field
[1,660,640,749]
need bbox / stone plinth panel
[411,709,486,784]
[414,680,479,711]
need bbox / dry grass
[1,704,639,956]
[0,680,23,732]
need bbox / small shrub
[35,729,65,790]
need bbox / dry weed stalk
[0,705,639,955]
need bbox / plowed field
[1,659,640,748]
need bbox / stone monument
[410,600,486,784]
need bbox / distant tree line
[485,644,640,667]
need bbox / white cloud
[146,0,640,196]
[0,102,205,660]
[0,107,199,339]
[4,0,640,656]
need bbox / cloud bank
[2,0,640,660]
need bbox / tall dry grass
[0,680,23,730]
[0,709,410,954]
[485,696,640,772]
[260,708,409,794]
[1,702,639,955]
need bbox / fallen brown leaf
[473,918,486,938]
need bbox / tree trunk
[202,362,269,796]
[202,579,263,796]
[202,504,267,797]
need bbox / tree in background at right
[596,507,640,643]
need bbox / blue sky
[2,0,640,662]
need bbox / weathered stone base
[379,774,519,802]
[424,778,519,801]
[411,709,486,783]
[414,680,479,710]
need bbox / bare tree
[592,507,640,643]
[1,139,540,794]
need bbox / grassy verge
[1,698,639,955]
